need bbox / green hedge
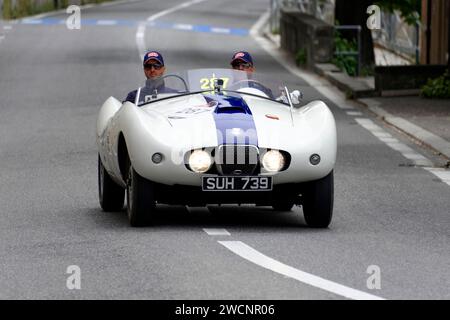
[421,71,450,99]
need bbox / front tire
[302,170,334,228]
[98,155,125,212]
[126,160,155,227]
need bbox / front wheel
[126,161,155,227]
[302,171,334,228]
[98,155,124,212]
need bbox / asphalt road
[0,0,449,300]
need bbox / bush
[295,48,307,66]
[421,71,450,99]
[332,30,358,76]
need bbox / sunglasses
[232,62,253,69]
[144,63,163,70]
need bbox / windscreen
[136,68,287,106]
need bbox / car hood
[140,93,294,149]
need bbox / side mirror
[290,90,303,105]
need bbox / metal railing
[372,10,419,64]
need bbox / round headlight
[262,150,285,172]
[188,150,212,173]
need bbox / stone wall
[375,65,448,92]
[280,7,334,68]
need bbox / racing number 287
[200,77,229,90]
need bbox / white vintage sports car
[97,69,337,227]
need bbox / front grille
[215,145,259,176]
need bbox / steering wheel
[161,74,189,92]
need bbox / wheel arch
[118,132,130,182]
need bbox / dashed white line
[136,0,209,60]
[210,27,230,34]
[173,23,194,31]
[346,111,363,116]
[371,131,392,138]
[96,20,118,26]
[3,26,12,30]
[423,168,450,186]
[355,118,433,167]
[379,137,399,143]
[203,228,231,236]
[135,23,146,60]
[21,19,43,24]
[219,241,385,300]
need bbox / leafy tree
[376,0,421,25]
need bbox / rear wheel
[98,155,124,211]
[302,171,334,228]
[126,159,155,227]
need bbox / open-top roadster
[97,69,336,227]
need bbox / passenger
[230,51,274,98]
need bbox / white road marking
[346,111,363,116]
[173,23,194,31]
[3,26,12,30]
[21,19,43,24]
[186,206,211,214]
[211,27,230,34]
[423,168,450,186]
[203,228,231,236]
[379,137,399,143]
[219,241,385,300]
[136,0,208,60]
[96,20,118,26]
[135,23,147,60]
[355,118,433,167]
[371,131,392,138]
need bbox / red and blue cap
[143,51,164,66]
[230,51,253,66]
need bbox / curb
[358,98,450,160]
[313,63,378,99]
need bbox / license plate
[202,176,272,191]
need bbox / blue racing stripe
[204,94,258,146]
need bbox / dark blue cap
[143,51,164,66]
[231,51,253,65]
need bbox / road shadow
[85,204,315,231]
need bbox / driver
[124,50,178,103]
[230,51,274,98]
